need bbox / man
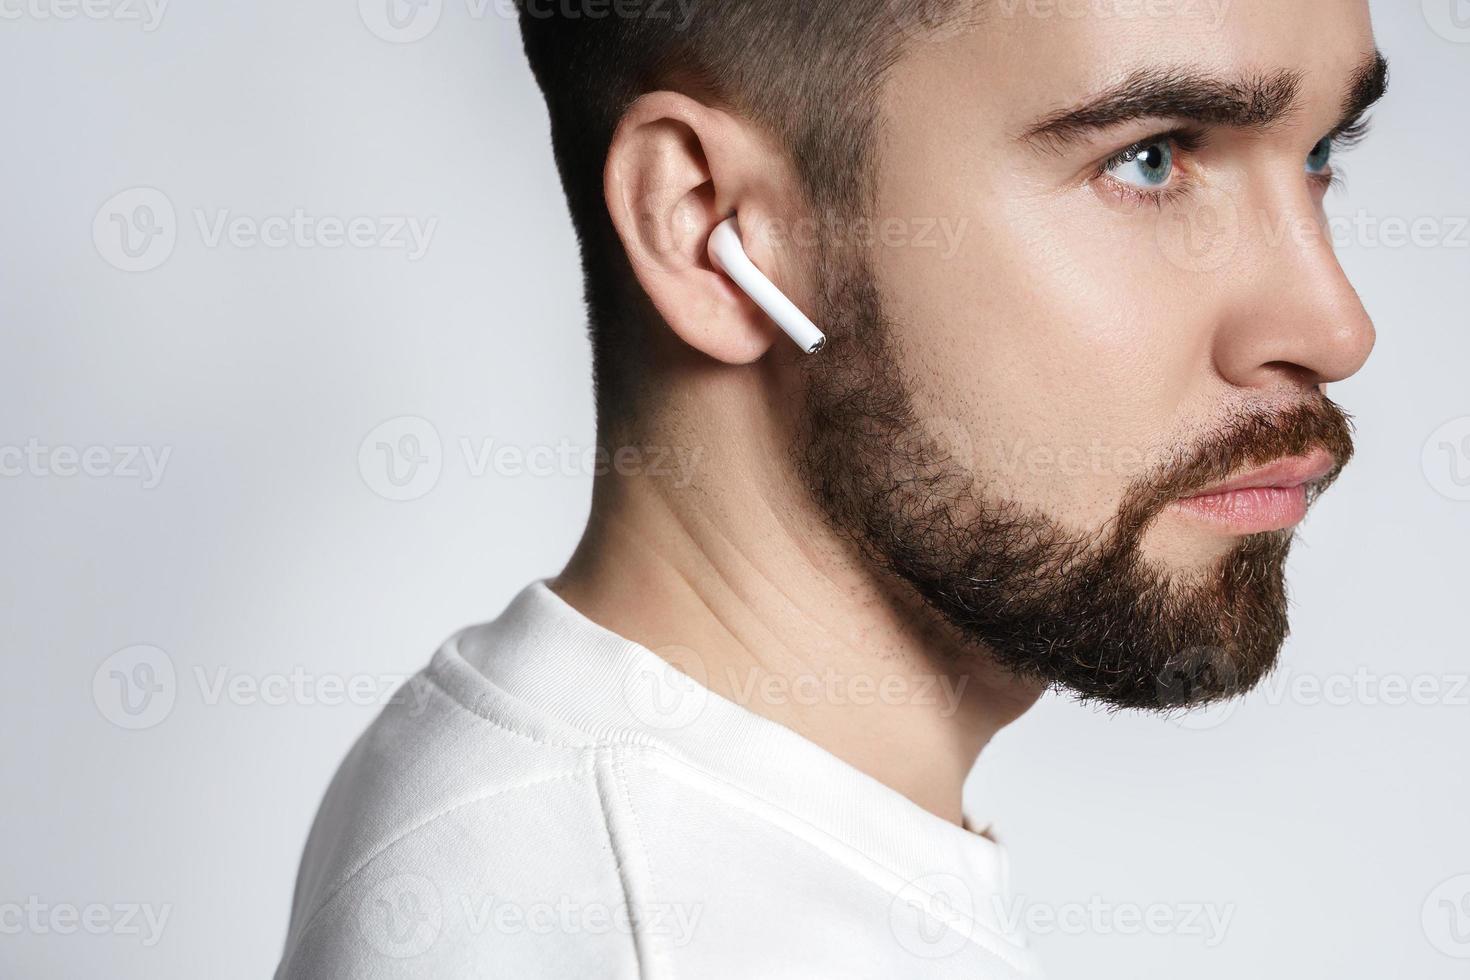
[278,0,1385,975]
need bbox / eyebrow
[1020,50,1389,149]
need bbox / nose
[1212,194,1376,390]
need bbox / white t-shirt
[276,581,1045,978]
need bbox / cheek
[870,192,1219,528]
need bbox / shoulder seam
[593,746,654,980]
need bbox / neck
[553,393,1044,825]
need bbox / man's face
[795,0,1381,709]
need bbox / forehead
[888,0,1376,129]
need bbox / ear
[603,91,793,365]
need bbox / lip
[1188,449,1337,497]
[1169,449,1337,534]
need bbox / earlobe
[603,92,789,366]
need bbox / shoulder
[276,636,643,978]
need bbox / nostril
[1261,361,1328,389]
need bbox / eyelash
[1332,118,1373,150]
[1317,118,1373,194]
[1092,128,1207,208]
[1091,118,1373,208]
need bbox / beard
[795,250,1356,711]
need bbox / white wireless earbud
[707,216,826,355]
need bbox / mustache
[1119,396,1357,537]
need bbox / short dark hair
[517,0,970,427]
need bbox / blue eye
[1306,137,1333,174]
[1104,139,1174,188]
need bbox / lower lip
[1169,485,1310,534]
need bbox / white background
[2,1,1467,976]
